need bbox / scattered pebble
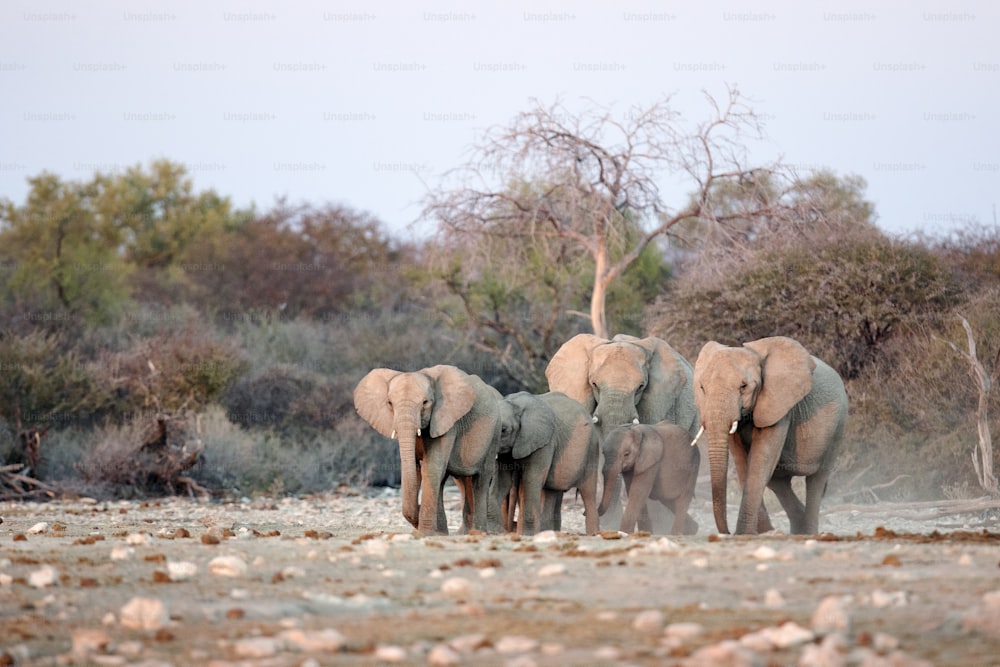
[532,530,558,543]
[125,533,150,546]
[448,633,488,653]
[373,644,407,662]
[233,636,280,658]
[870,589,908,609]
[427,644,461,665]
[28,565,59,588]
[495,635,539,654]
[633,609,665,632]
[110,546,134,561]
[441,576,474,597]
[166,561,198,581]
[119,596,169,631]
[537,563,566,577]
[812,595,853,635]
[27,522,48,535]
[684,639,760,667]
[279,628,346,652]
[764,588,785,607]
[71,629,111,656]
[665,622,704,640]
[209,556,248,577]
[752,545,777,560]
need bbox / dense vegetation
[1,153,998,502]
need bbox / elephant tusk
[632,418,640,425]
[729,420,739,435]
[417,428,421,437]
[690,425,704,447]
[592,415,599,424]
[390,430,396,440]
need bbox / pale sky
[2,1,997,241]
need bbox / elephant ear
[634,428,663,476]
[545,333,606,412]
[629,336,692,423]
[744,337,817,428]
[353,368,401,438]
[422,365,478,438]
[512,394,555,459]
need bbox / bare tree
[424,86,790,339]
[939,315,999,496]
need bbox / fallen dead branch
[0,463,57,501]
[824,496,1000,521]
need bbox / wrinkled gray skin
[600,421,700,535]
[492,391,600,536]
[546,334,700,531]
[354,365,501,535]
[693,336,848,535]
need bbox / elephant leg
[637,502,653,533]
[491,460,514,533]
[454,476,477,534]
[735,424,789,534]
[579,474,600,537]
[802,470,832,535]
[621,472,656,533]
[768,476,806,534]
[469,470,493,533]
[729,439,773,533]
[517,463,548,536]
[541,489,562,531]
[668,494,696,536]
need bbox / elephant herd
[354,333,849,538]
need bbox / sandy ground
[2,484,1000,666]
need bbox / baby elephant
[600,421,700,535]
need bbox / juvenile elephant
[693,336,848,535]
[354,365,501,535]
[493,391,600,536]
[546,333,699,531]
[600,421,700,535]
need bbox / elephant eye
[739,382,748,392]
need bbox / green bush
[649,231,959,379]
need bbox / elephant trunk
[706,423,731,535]
[593,389,640,440]
[392,405,424,530]
[598,447,622,517]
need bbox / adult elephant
[492,391,600,536]
[693,336,848,535]
[354,365,501,535]
[546,334,700,530]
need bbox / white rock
[28,565,59,588]
[495,635,539,654]
[633,609,665,632]
[594,646,619,660]
[119,596,169,631]
[692,557,709,568]
[768,622,814,649]
[71,628,112,655]
[764,588,785,607]
[209,555,248,577]
[532,530,558,543]
[390,533,413,542]
[125,532,149,545]
[27,522,48,534]
[110,546,134,561]
[1,573,13,586]
[233,636,280,658]
[872,632,900,652]
[812,595,853,635]
[684,639,762,667]
[101,612,116,626]
[665,622,704,640]
[537,563,566,577]
[166,561,198,581]
[279,628,346,653]
[448,633,488,653]
[540,642,564,655]
[281,566,307,579]
[374,645,407,662]
[870,589,907,608]
[479,567,496,578]
[441,576,474,597]
[798,637,848,667]
[958,553,974,566]
[427,644,461,665]
[752,545,777,560]
[364,539,390,557]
